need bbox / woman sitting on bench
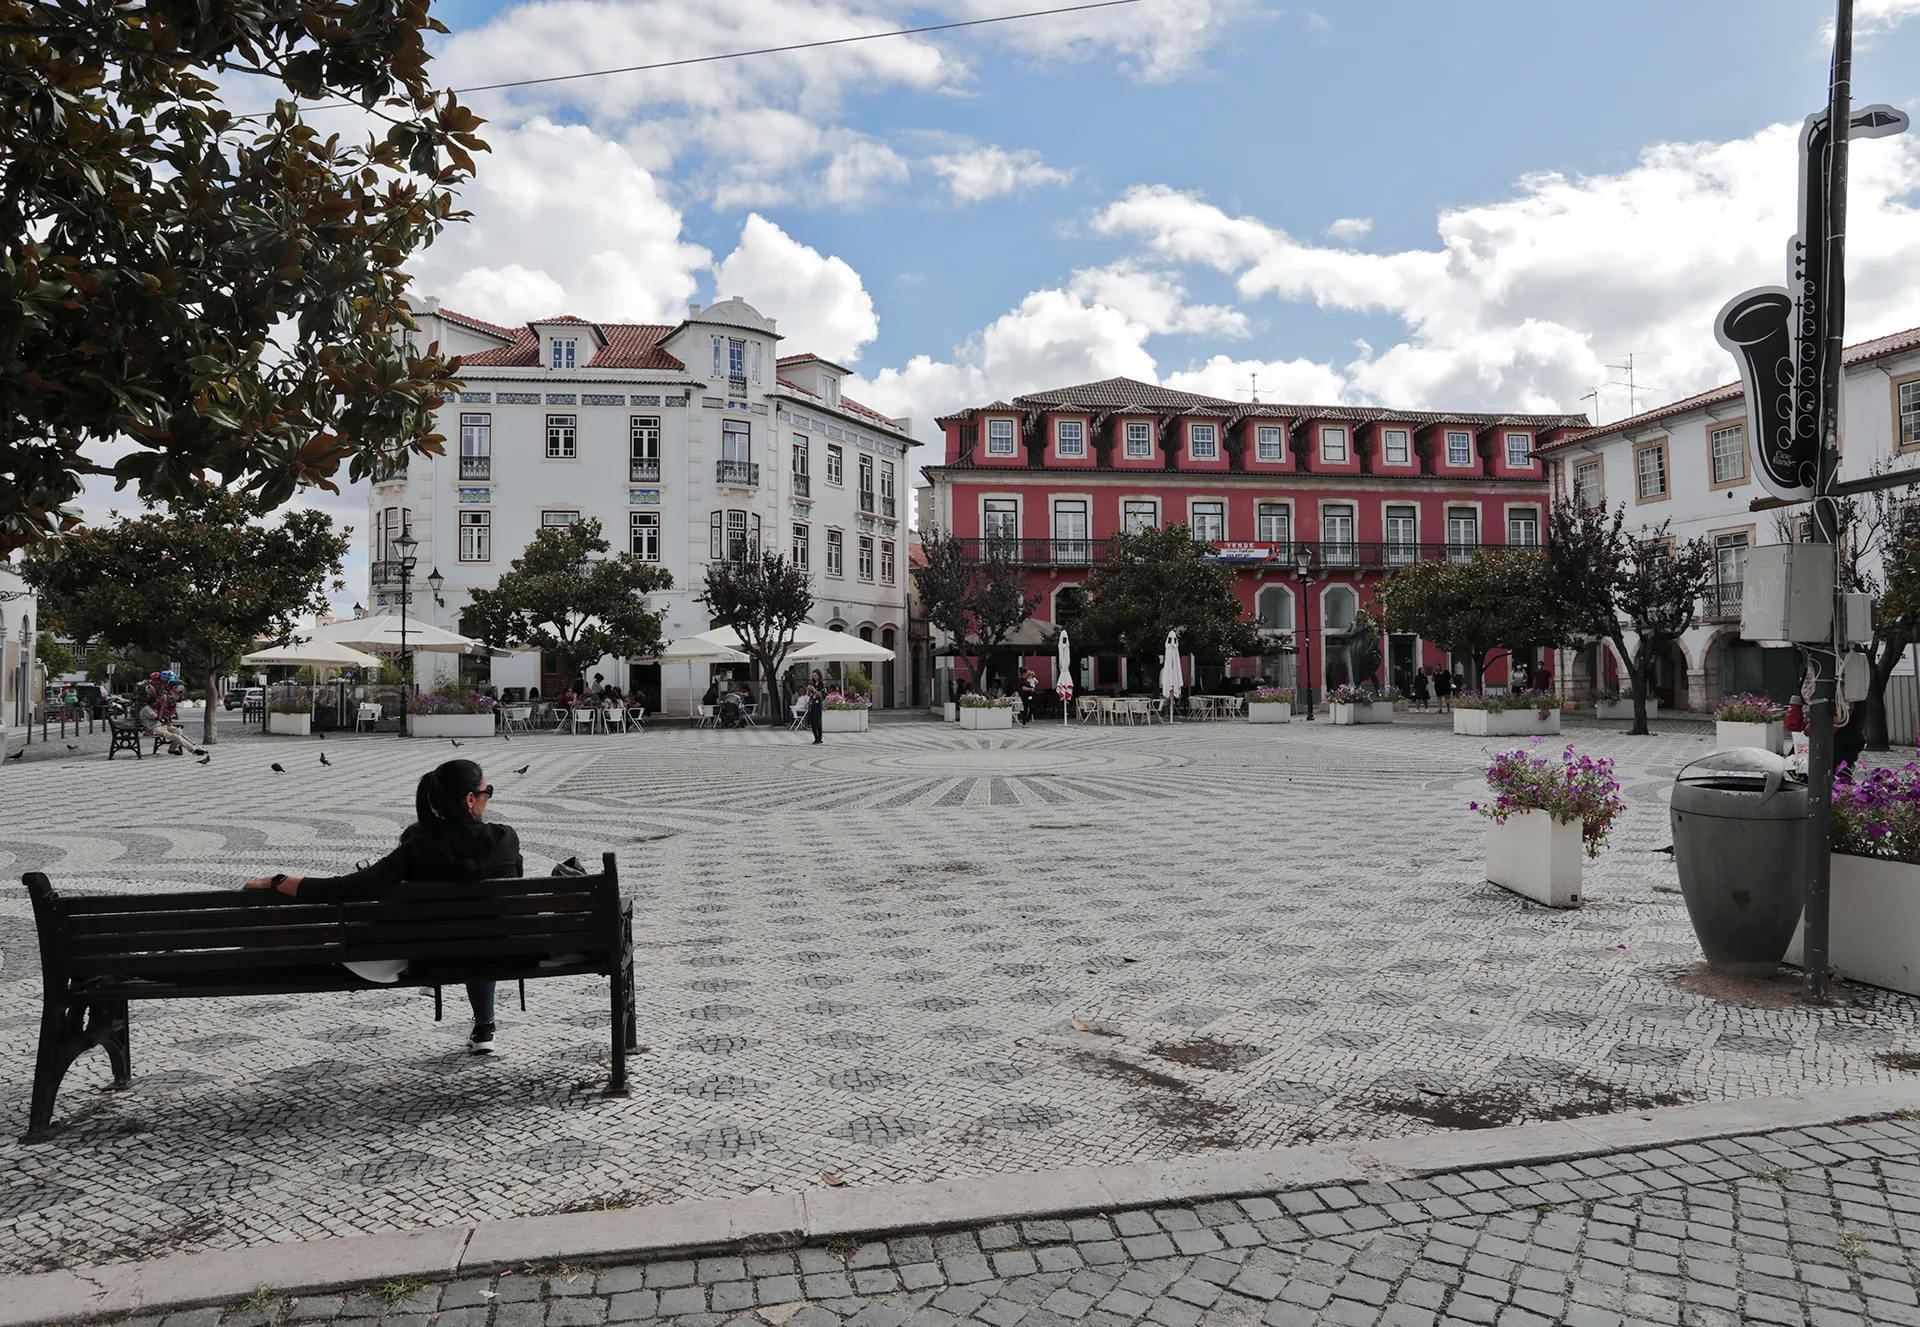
[243,758,521,1054]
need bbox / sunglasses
[473,785,495,799]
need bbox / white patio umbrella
[1056,626,1073,727]
[654,634,750,665]
[313,614,480,654]
[239,637,382,670]
[1162,629,1184,722]
[786,633,895,664]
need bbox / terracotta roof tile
[458,328,541,367]
[590,324,682,371]
[436,308,520,343]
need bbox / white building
[1538,324,1920,711]
[369,297,917,714]
[1,561,39,745]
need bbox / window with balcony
[459,413,491,480]
[1124,421,1153,459]
[718,420,756,486]
[1385,505,1417,565]
[1320,427,1349,463]
[459,510,490,562]
[1635,440,1669,501]
[984,498,1019,550]
[986,419,1017,455]
[1383,428,1410,464]
[550,337,576,370]
[1056,419,1086,457]
[375,506,410,566]
[881,539,896,584]
[1445,507,1478,558]
[1257,502,1290,545]
[1322,505,1356,565]
[727,339,747,396]
[1574,459,1603,506]
[1189,424,1218,460]
[826,443,843,486]
[858,454,875,512]
[629,415,660,481]
[1054,499,1090,563]
[545,414,576,459]
[1505,432,1533,468]
[880,460,896,518]
[858,534,875,581]
[1256,426,1285,462]
[1123,500,1157,534]
[1714,531,1749,618]
[1257,586,1294,632]
[1445,430,1473,466]
[826,529,844,577]
[1901,379,1920,450]
[792,523,809,569]
[1191,500,1225,543]
[1508,509,1540,547]
[1710,423,1746,485]
[630,512,660,562]
[792,436,810,496]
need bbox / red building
[922,379,1587,698]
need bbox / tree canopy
[0,0,487,553]
[463,519,672,689]
[1072,524,1262,680]
[914,528,1038,690]
[20,481,349,742]
[1377,548,1563,683]
[699,551,813,716]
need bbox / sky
[207,0,1920,608]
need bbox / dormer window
[1446,430,1473,466]
[826,377,840,407]
[986,419,1017,455]
[1189,424,1218,460]
[1124,422,1153,459]
[1505,432,1533,467]
[550,337,576,370]
[1320,426,1348,462]
[1256,426,1284,461]
[1383,428,1410,464]
[1056,419,1085,457]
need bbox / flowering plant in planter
[1470,743,1625,858]
[407,690,492,715]
[1832,763,1920,865]
[268,697,313,714]
[1327,685,1399,705]
[1250,686,1296,703]
[957,693,1016,708]
[823,690,872,710]
[1452,689,1558,716]
[1715,692,1784,723]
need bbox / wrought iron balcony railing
[953,538,1516,569]
[459,456,490,481]
[630,458,661,482]
[1708,582,1744,621]
[792,471,810,497]
[716,460,759,487]
[858,490,877,513]
[728,373,749,397]
[369,559,412,587]
[881,495,897,519]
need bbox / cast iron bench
[106,719,165,759]
[21,852,635,1141]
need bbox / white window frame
[1506,507,1540,548]
[1255,425,1285,462]
[459,413,491,460]
[825,443,844,486]
[1574,459,1604,506]
[1900,377,1920,450]
[1635,439,1669,502]
[541,509,580,528]
[1052,497,1092,564]
[986,418,1017,456]
[1188,423,1219,460]
[459,510,490,563]
[1320,426,1349,463]
[983,497,1020,547]
[792,523,810,570]
[881,539,896,584]
[630,415,660,466]
[826,528,844,578]
[722,419,751,463]
[1321,503,1356,565]
[1505,432,1533,468]
[545,413,577,459]
[1122,499,1158,534]
[1709,422,1747,486]
[1256,584,1295,632]
[1445,505,1480,554]
[629,511,660,562]
[1256,502,1290,545]
[1384,504,1418,565]
[1189,499,1226,543]
[1055,419,1086,457]
[857,534,875,582]
[792,436,809,477]
[1382,428,1410,465]
[550,337,576,371]
[1123,421,1153,459]
[1445,430,1473,467]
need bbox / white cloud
[1093,122,1920,416]
[1164,354,1346,405]
[712,215,879,362]
[1065,261,1248,338]
[821,137,911,206]
[1324,217,1372,242]
[411,118,710,323]
[926,146,1073,203]
[1851,0,1920,34]
[954,0,1257,84]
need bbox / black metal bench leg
[24,997,72,1142]
[100,999,131,1087]
[622,913,638,1052]
[606,967,630,1098]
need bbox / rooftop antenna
[1249,372,1259,404]
[1605,352,1655,417]
[1579,387,1601,425]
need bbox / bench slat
[69,905,338,936]
[63,892,309,916]
[338,895,596,924]
[380,877,610,902]
[341,914,598,945]
[69,923,345,956]
[71,946,349,975]
[354,933,608,961]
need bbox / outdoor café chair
[626,706,647,731]
[502,704,531,734]
[570,706,601,735]
[695,705,717,730]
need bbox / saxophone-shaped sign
[1714,104,1907,502]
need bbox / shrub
[1715,692,1784,723]
[1470,743,1626,859]
[1452,689,1558,715]
[958,693,1016,708]
[1250,686,1296,703]
[823,690,872,711]
[407,689,492,715]
[844,670,874,698]
[1328,685,1400,705]
[268,697,312,715]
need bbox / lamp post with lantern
[1293,545,1317,721]
[393,525,418,730]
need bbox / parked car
[44,682,109,719]
[225,686,265,711]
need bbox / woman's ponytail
[415,758,485,828]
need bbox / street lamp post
[394,525,419,736]
[1293,545,1317,721]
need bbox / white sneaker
[468,1023,496,1054]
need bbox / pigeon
[512,764,530,775]
[65,743,77,751]
[270,763,286,773]
[450,740,464,748]
[319,752,331,766]
[5,749,22,761]
[197,754,212,765]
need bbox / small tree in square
[914,527,1039,692]
[699,551,814,719]
[1071,523,1262,688]
[1377,548,1563,686]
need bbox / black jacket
[299,822,524,902]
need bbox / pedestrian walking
[1411,667,1431,712]
[1433,666,1453,714]
[807,669,825,744]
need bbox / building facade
[368,297,917,714]
[0,562,38,743]
[922,379,1586,698]
[1537,325,1920,711]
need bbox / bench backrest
[24,852,621,982]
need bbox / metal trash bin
[1670,748,1808,975]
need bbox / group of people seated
[702,678,758,728]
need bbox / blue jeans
[467,981,495,1025]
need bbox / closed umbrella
[1162,629,1183,723]
[1056,627,1073,727]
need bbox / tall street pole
[1803,0,1853,1005]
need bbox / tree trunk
[1625,635,1652,737]
[761,657,786,722]
[202,666,219,745]
[1862,639,1902,752]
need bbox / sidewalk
[10,1085,1920,1327]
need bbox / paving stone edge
[8,1082,1920,1327]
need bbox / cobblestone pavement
[121,1116,1920,1327]
[4,716,1920,1274]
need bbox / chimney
[687,303,701,318]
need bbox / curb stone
[6,1082,1920,1326]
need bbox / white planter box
[1487,808,1584,909]
[820,708,870,733]
[406,712,497,739]
[265,711,312,737]
[1787,855,1920,996]
[1329,701,1392,726]
[958,707,1014,730]
[1453,707,1562,737]
[1595,699,1657,720]
[1247,702,1293,724]
[1716,719,1785,754]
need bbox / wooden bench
[21,852,635,1141]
